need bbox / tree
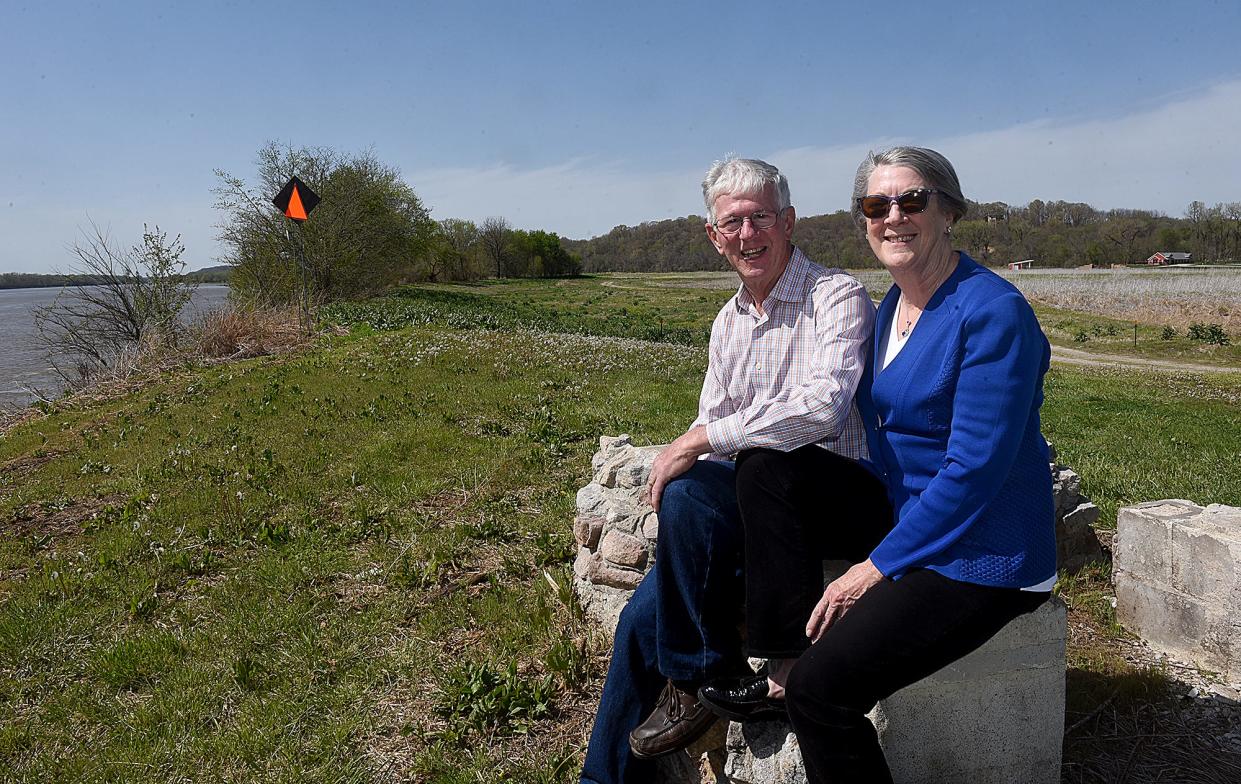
[508,229,582,277]
[426,218,483,281]
[214,142,437,308]
[33,222,195,383]
[1102,217,1154,264]
[478,216,512,278]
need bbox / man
[580,157,890,784]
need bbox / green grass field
[2,274,1239,782]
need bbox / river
[0,285,231,409]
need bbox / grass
[0,323,700,782]
[326,272,1241,368]
[1042,365,1241,527]
[3,273,1240,782]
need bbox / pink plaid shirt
[695,246,873,462]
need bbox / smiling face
[863,165,955,275]
[705,185,796,304]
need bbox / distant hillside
[186,265,232,283]
[562,211,873,272]
[562,197,1241,271]
[1,267,231,289]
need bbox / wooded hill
[0,266,230,290]
[563,199,1241,271]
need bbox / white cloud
[411,158,701,238]
[411,79,1241,238]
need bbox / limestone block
[1052,467,1082,516]
[1114,573,1214,656]
[1058,501,1104,573]
[1048,447,1104,572]
[655,722,729,783]
[604,497,643,535]
[573,547,592,580]
[870,598,1066,784]
[641,511,660,541]
[579,550,643,591]
[725,720,804,784]
[724,599,1067,784]
[1115,500,1241,681]
[1063,500,1099,530]
[574,514,605,548]
[576,481,609,518]
[1113,502,1183,582]
[574,576,632,636]
[600,529,649,570]
[593,434,634,473]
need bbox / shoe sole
[697,692,787,723]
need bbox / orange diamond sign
[273,176,320,221]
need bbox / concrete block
[1114,502,1182,583]
[1114,500,1241,683]
[725,599,1067,784]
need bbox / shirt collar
[733,245,810,313]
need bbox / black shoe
[629,680,720,759]
[698,675,787,721]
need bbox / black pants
[784,568,1050,783]
[734,446,893,657]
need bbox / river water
[0,285,231,409]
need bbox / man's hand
[642,426,712,513]
[805,558,884,643]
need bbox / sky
[3,0,1241,273]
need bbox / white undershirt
[879,301,1057,594]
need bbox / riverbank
[0,285,231,409]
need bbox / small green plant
[532,529,574,566]
[1073,331,1090,343]
[232,655,264,692]
[435,661,555,737]
[464,514,512,542]
[545,635,590,690]
[91,632,186,690]
[1160,325,1177,340]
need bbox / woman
[704,146,1057,782]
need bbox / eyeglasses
[712,207,785,235]
[856,188,940,220]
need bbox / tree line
[212,143,581,309]
[568,198,1241,273]
[1,267,230,290]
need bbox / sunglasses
[856,188,940,219]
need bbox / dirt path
[1051,344,1240,374]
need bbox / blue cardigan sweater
[868,254,1056,588]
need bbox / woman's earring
[945,225,953,236]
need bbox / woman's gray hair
[702,156,791,223]
[850,146,968,227]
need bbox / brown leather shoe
[628,680,719,759]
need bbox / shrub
[193,305,308,358]
[1160,326,1177,340]
[1187,322,1231,346]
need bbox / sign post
[272,177,321,330]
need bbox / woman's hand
[805,558,884,643]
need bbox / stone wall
[574,435,1101,633]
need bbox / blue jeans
[580,460,746,784]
